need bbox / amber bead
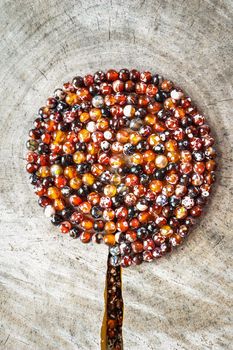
[82,173,95,186]
[47,187,61,199]
[105,221,116,234]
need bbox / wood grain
[0,0,232,349]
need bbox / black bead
[29,173,39,185]
[135,108,147,119]
[76,163,91,174]
[61,155,74,166]
[169,196,180,208]
[111,195,124,207]
[58,122,70,132]
[123,143,135,156]
[192,151,205,162]
[72,76,84,88]
[51,214,63,226]
[130,165,143,175]
[166,163,179,171]
[94,70,106,83]
[75,142,87,152]
[37,143,50,154]
[69,227,81,238]
[89,84,100,95]
[153,143,165,154]
[92,181,103,191]
[61,186,73,197]
[153,169,167,180]
[61,208,74,220]
[91,205,103,219]
[146,222,158,234]
[179,174,190,186]
[178,140,190,150]
[56,101,68,112]
[155,91,166,102]
[140,174,150,185]
[77,185,90,197]
[137,227,148,240]
[151,74,160,85]
[128,206,137,218]
[101,107,111,118]
[136,140,149,152]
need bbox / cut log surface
[0,0,232,349]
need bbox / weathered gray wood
[0,0,232,349]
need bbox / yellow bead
[104,184,117,197]
[80,112,90,123]
[70,177,82,190]
[129,132,142,145]
[47,186,61,199]
[73,151,86,164]
[65,92,79,106]
[167,151,180,163]
[78,129,91,142]
[87,142,99,155]
[131,153,144,165]
[155,155,168,168]
[82,173,95,186]
[89,108,102,121]
[144,114,156,125]
[160,225,173,236]
[175,206,188,219]
[38,166,51,178]
[165,140,178,152]
[148,134,160,146]
[54,130,67,144]
[110,174,121,185]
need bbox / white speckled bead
[44,205,56,217]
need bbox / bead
[47,187,61,199]
[44,205,56,217]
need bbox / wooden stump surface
[0,0,232,349]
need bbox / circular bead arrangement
[26,69,216,268]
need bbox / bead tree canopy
[26,68,216,349]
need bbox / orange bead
[81,219,94,230]
[91,163,105,177]
[47,186,61,199]
[82,173,95,186]
[129,132,142,145]
[65,92,79,105]
[80,112,90,123]
[149,180,163,193]
[160,225,173,236]
[131,153,144,165]
[70,177,82,190]
[79,202,92,214]
[104,221,116,234]
[116,130,129,143]
[144,114,156,125]
[143,150,156,163]
[38,166,51,178]
[165,140,178,152]
[103,234,116,246]
[53,198,65,211]
[69,195,82,206]
[78,129,91,142]
[64,166,77,179]
[89,108,102,121]
[167,151,180,163]
[175,206,188,219]
[54,130,67,144]
[63,141,75,154]
[87,192,100,205]
[73,151,86,164]
[148,134,160,146]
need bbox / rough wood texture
[0,0,232,349]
